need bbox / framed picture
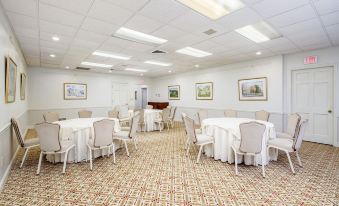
[168,85,180,100]
[5,56,17,103]
[20,73,26,100]
[238,77,267,101]
[64,83,87,100]
[196,82,213,100]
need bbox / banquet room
[0,0,339,205]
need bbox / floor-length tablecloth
[202,118,278,165]
[144,109,163,132]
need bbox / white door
[292,67,334,145]
[112,82,129,107]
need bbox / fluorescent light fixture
[235,21,281,43]
[125,68,148,73]
[195,64,200,68]
[256,51,262,55]
[81,61,112,68]
[177,0,244,20]
[49,54,56,58]
[52,36,60,41]
[114,27,167,45]
[176,47,212,57]
[65,66,70,69]
[168,70,172,73]
[92,50,131,60]
[144,60,172,67]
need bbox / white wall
[0,5,28,190]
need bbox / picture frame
[196,82,213,100]
[5,56,17,103]
[20,73,26,100]
[64,83,87,100]
[238,77,267,101]
[168,85,180,100]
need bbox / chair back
[293,119,308,151]
[43,112,60,123]
[138,109,145,124]
[118,105,129,118]
[255,110,270,121]
[129,113,140,138]
[224,109,237,118]
[197,110,208,126]
[93,119,114,147]
[78,110,92,118]
[170,107,177,120]
[286,113,301,137]
[11,118,25,147]
[162,108,171,122]
[181,113,188,134]
[183,115,197,143]
[35,122,61,152]
[108,109,119,118]
[146,105,153,109]
[239,122,266,154]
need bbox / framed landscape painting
[168,85,180,100]
[20,73,26,100]
[196,82,213,100]
[238,77,267,101]
[5,56,17,103]
[64,83,87,100]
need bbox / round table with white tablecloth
[47,117,121,163]
[202,118,278,165]
[144,109,164,132]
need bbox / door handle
[328,110,332,114]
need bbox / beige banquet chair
[78,110,92,118]
[168,107,177,128]
[182,113,204,150]
[224,109,237,118]
[118,105,131,126]
[108,109,119,118]
[276,113,301,139]
[154,108,171,131]
[267,119,308,174]
[138,109,146,132]
[35,122,75,174]
[43,112,60,123]
[196,109,208,134]
[183,115,214,163]
[87,119,116,170]
[146,105,153,109]
[255,110,270,121]
[11,118,40,168]
[113,112,140,157]
[231,122,267,177]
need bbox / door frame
[289,63,338,147]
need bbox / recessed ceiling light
[49,54,56,58]
[177,0,245,20]
[195,64,200,68]
[65,66,70,69]
[144,60,172,67]
[52,36,60,41]
[109,70,113,73]
[81,61,112,68]
[176,47,212,58]
[114,27,167,45]
[235,21,281,43]
[140,73,144,76]
[125,68,148,72]
[168,70,172,73]
[92,50,131,60]
[256,51,262,55]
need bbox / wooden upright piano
[147,102,169,110]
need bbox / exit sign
[304,56,317,64]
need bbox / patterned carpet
[0,123,338,206]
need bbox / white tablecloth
[144,109,163,132]
[202,118,278,165]
[47,118,121,163]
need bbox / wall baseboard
[0,146,19,191]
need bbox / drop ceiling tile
[313,0,339,15]
[216,8,262,30]
[81,17,119,35]
[87,0,133,25]
[39,40,69,52]
[75,29,109,44]
[25,56,40,65]
[40,0,94,14]
[320,11,339,26]
[151,25,187,41]
[21,46,40,57]
[102,0,149,12]
[6,12,38,30]
[242,0,264,5]
[288,30,330,47]
[252,0,309,18]
[172,33,204,46]
[39,3,85,27]
[139,0,188,24]
[267,5,317,28]
[325,23,339,44]
[71,39,101,50]
[279,18,323,35]
[299,41,331,50]
[259,37,300,53]
[40,20,78,37]
[210,31,254,48]
[124,14,164,33]
[13,27,39,39]
[39,31,73,45]
[1,0,37,17]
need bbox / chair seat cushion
[276,132,293,139]
[24,138,40,147]
[196,134,213,145]
[268,138,294,152]
[113,131,130,139]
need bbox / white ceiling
[1,0,339,77]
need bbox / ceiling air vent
[75,67,91,70]
[152,50,167,54]
[203,29,217,35]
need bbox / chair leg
[36,152,43,175]
[234,149,238,175]
[186,142,190,156]
[261,154,266,178]
[185,137,189,150]
[124,140,130,157]
[196,145,203,163]
[20,148,29,168]
[285,151,295,174]
[133,138,137,150]
[88,146,93,170]
[167,122,169,131]
[112,145,116,164]
[296,151,303,167]
[62,150,68,174]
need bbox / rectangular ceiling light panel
[114,27,168,45]
[125,68,148,72]
[177,0,245,20]
[144,60,172,66]
[235,21,281,43]
[176,47,212,57]
[81,61,112,68]
[92,51,131,60]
